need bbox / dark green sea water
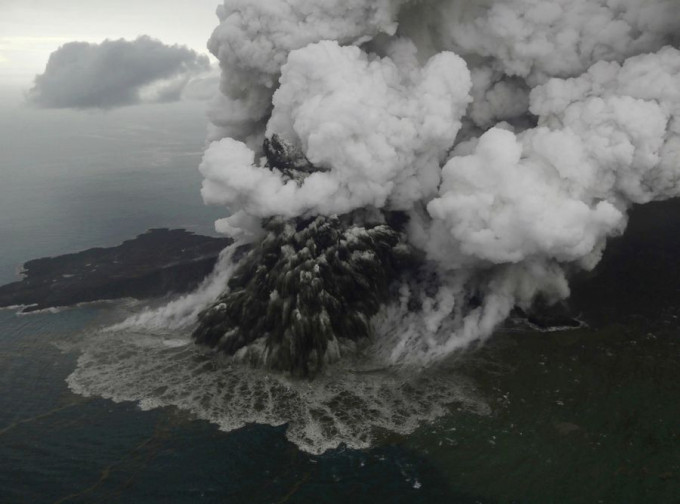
[1,101,679,503]
[0,308,472,503]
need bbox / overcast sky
[0,0,220,90]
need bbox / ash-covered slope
[0,229,231,312]
[194,136,414,376]
[194,214,412,376]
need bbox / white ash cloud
[426,127,625,267]
[198,0,680,362]
[205,0,405,144]
[201,39,472,235]
[400,0,680,84]
[28,36,211,109]
[467,68,531,129]
[209,0,404,85]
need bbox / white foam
[162,338,191,348]
[65,237,490,454]
[67,321,488,454]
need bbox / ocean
[1,97,679,503]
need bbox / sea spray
[109,243,242,332]
[67,319,489,454]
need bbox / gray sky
[0,0,220,88]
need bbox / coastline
[0,228,231,313]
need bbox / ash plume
[28,36,211,109]
[194,0,680,370]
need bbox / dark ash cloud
[28,36,211,109]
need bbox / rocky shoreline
[0,228,232,313]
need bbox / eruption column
[196,0,680,370]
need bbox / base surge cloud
[196,0,680,364]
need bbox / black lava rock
[193,214,413,377]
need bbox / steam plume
[199,0,680,364]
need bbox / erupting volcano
[184,0,680,375]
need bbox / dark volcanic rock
[0,228,231,312]
[510,305,585,332]
[263,134,322,180]
[194,134,414,376]
[193,214,413,377]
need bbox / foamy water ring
[67,322,489,454]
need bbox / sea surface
[1,97,679,503]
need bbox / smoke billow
[29,36,212,109]
[196,0,680,366]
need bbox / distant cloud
[180,73,220,101]
[27,36,211,109]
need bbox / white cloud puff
[200,40,471,229]
[28,36,210,109]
